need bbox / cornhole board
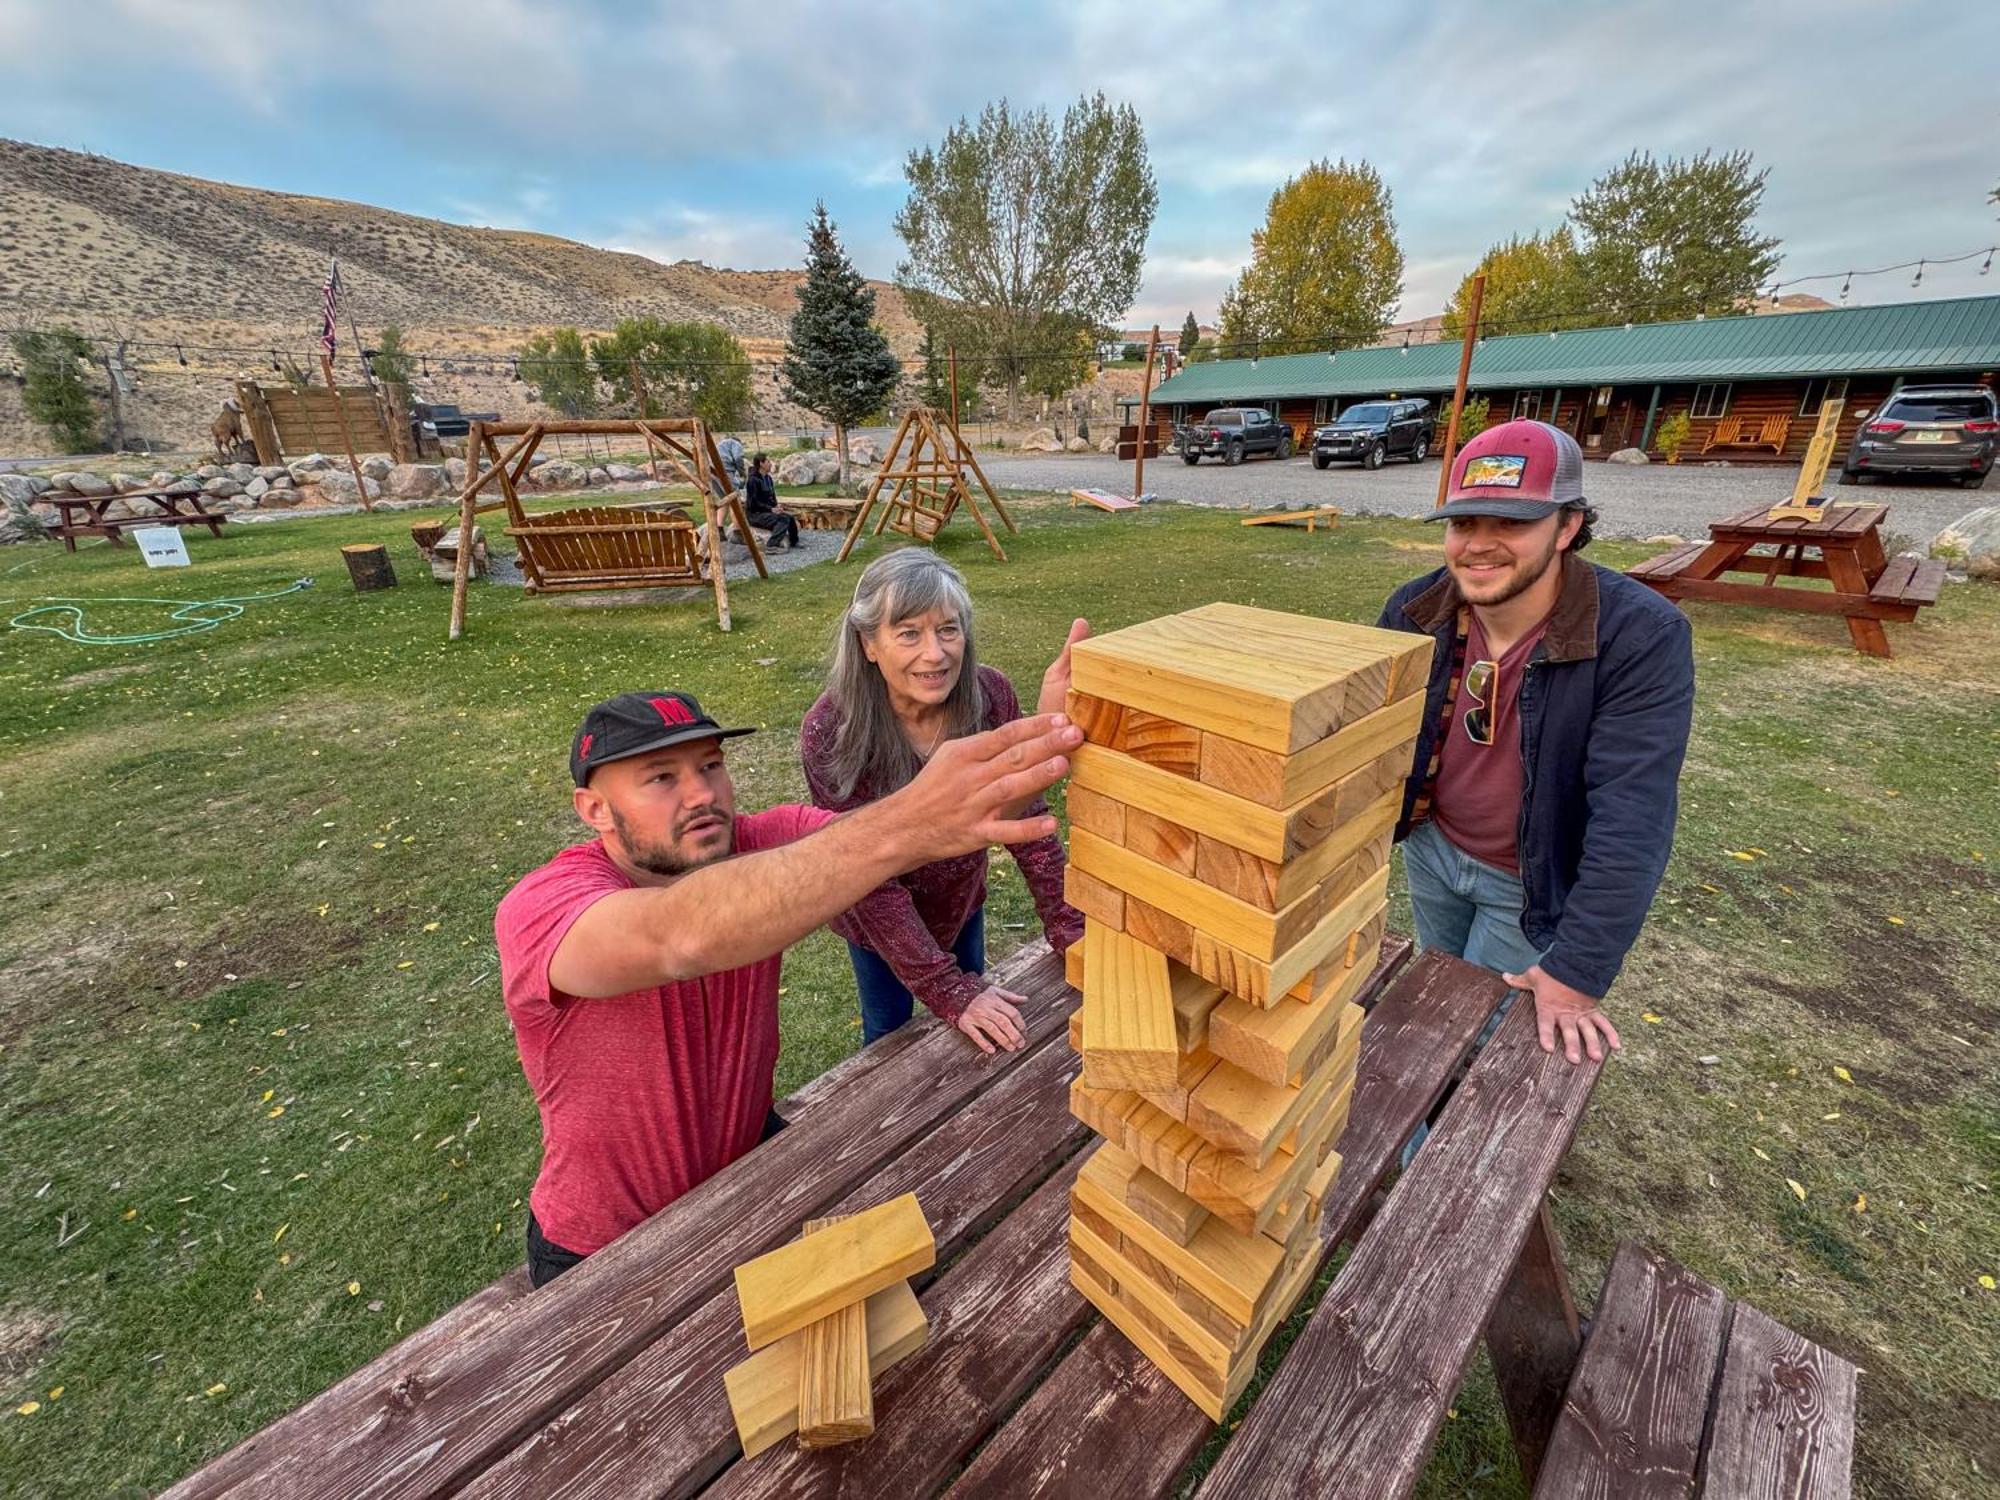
[1072,488,1146,512]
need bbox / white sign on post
[134,526,191,568]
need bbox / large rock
[0,494,49,545]
[244,476,270,502]
[430,524,488,584]
[259,487,305,509]
[255,465,289,483]
[1021,427,1064,453]
[360,455,394,481]
[777,449,843,486]
[1606,447,1650,465]
[604,462,647,482]
[316,471,383,505]
[386,463,444,500]
[588,466,610,485]
[1097,434,1117,453]
[0,474,44,506]
[536,458,589,490]
[160,478,203,497]
[63,471,114,497]
[848,435,883,466]
[227,462,257,483]
[1932,504,2000,580]
[1065,436,1091,452]
[444,457,469,487]
[111,472,145,491]
[203,477,245,498]
[288,453,335,477]
[149,470,179,488]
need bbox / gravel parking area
[981,451,1986,546]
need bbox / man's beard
[1455,531,1562,606]
[609,805,735,877]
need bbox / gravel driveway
[981,452,1985,546]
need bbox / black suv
[1177,408,1295,465]
[1842,385,1997,487]
[1312,399,1432,469]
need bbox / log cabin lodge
[1139,293,2000,464]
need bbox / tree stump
[409,521,446,561]
[341,542,397,591]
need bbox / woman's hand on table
[955,984,1028,1055]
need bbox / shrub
[1654,411,1692,463]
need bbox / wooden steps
[1065,605,1430,1414]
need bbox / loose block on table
[732,1192,935,1351]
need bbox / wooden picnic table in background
[169,934,1851,1499]
[1627,502,1946,658]
[46,488,228,551]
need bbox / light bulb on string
[1911,260,1924,288]
[1982,248,1993,276]
[1839,273,1851,303]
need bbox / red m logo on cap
[650,696,696,726]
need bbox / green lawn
[0,492,1995,1498]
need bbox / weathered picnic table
[46,488,229,551]
[1627,502,1945,658]
[169,934,1853,1499]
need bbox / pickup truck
[1176,407,1295,465]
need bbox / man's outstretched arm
[549,713,1083,998]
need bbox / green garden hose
[6,578,315,646]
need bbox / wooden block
[1069,604,1418,754]
[1069,744,1293,862]
[1074,1145,1288,1325]
[1064,783,1125,843]
[1068,1216,1235,1384]
[723,1280,927,1458]
[1186,1015,1356,1169]
[1198,689,1426,809]
[1209,955,1373,1087]
[1135,1045,1221,1122]
[796,1215,873,1448]
[1187,865,1392,1007]
[733,1193,935,1351]
[1193,797,1395,913]
[1125,896,1194,968]
[1122,806,1198,876]
[1183,1086,1352,1237]
[1070,828,1324,961]
[1065,863,1124,930]
[1063,939,1084,991]
[1170,964,1226,1051]
[1068,689,1202,777]
[1081,925,1180,1093]
[1124,1162,1210,1246]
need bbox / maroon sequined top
[800,665,1083,1021]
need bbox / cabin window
[1690,383,1732,419]
[1798,378,1849,417]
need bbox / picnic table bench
[1699,415,1792,456]
[1627,502,1945,658]
[170,936,1854,1499]
[778,498,863,531]
[46,488,228,552]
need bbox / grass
[0,491,1996,1497]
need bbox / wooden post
[1133,325,1160,500]
[447,420,484,641]
[320,351,374,512]
[630,359,662,482]
[1434,272,1486,509]
[948,346,961,437]
[1484,1197,1581,1487]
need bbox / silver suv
[1843,385,1997,487]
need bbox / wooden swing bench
[839,408,1017,562]
[445,418,766,638]
[505,505,705,593]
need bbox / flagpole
[320,257,374,512]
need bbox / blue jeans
[848,908,986,1045]
[1398,821,1548,1166]
[1400,819,1547,980]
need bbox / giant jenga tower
[1059,602,1433,1418]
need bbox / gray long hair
[824,549,985,801]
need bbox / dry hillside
[0,139,921,454]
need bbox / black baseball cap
[570,691,755,787]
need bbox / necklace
[917,716,948,759]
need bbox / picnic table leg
[1823,544,1893,658]
[1483,1196,1581,1488]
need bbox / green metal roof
[1146,293,2000,406]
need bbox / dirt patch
[0,1304,64,1381]
[58,663,150,689]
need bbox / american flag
[319,258,340,360]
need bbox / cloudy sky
[3,0,1996,326]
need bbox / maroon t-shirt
[494,806,834,1256]
[1431,611,1549,875]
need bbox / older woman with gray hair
[801,549,1089,1053]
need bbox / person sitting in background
[800,549,1090,1053]
[742,453,800,549]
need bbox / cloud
[605,206,800,272]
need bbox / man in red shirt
[495,689,1081,1284]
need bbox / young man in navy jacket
[1377,420,1695,1065]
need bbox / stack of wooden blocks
[1059,603,1432,1418]
[723,1193,935,1456]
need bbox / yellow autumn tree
[1441,226,1590,338]
[1216,159,1403,355]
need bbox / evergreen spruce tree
[10,330,99,452]
[781,203,901,491]
[1178,311,1201,359]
